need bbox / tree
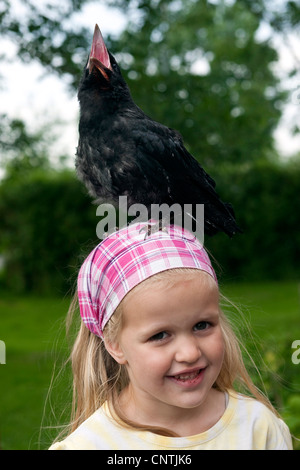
[0,0,90,89]
[106,0,290,170]
[1,0,299,173]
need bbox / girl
[49,221,292,450]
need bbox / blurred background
[0,0,299,449]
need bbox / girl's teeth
[175,370,200,380]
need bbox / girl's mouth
[167,367,206,387]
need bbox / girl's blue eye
[149,322,211,341]
[149,331,167,342]
[194,321,210,331]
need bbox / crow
[76,24,241,237]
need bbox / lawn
[0,294,71,450]
[0,281,299,450]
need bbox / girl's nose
[174,335,202,364]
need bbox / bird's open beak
[87,24,111,78]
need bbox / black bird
[76,24,241,237]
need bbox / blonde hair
[53,268,279,441]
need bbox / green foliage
[0,0,90,89]
[0,115,53,176]
[206,159,300,282]
[0,169,97,294]
[0,158,299,295]
[109,0,286,168]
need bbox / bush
[0,159,299,294]
[0,169,97,294]
[206,160,300,282]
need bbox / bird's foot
[139,219,168,239]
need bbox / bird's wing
[130,123,217,203]
[108,128,172,208]
[128,122,240,236]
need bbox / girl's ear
[104,339,127,365]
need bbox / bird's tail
[182,200,242,238]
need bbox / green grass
[222,280,300,341]
[0,295,71,450]
[0,281,300,450]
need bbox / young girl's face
[107,271,225,426]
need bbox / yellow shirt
[49,392,292,450]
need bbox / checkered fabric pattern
[77,221,217,338]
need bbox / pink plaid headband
[77,221,217,338]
